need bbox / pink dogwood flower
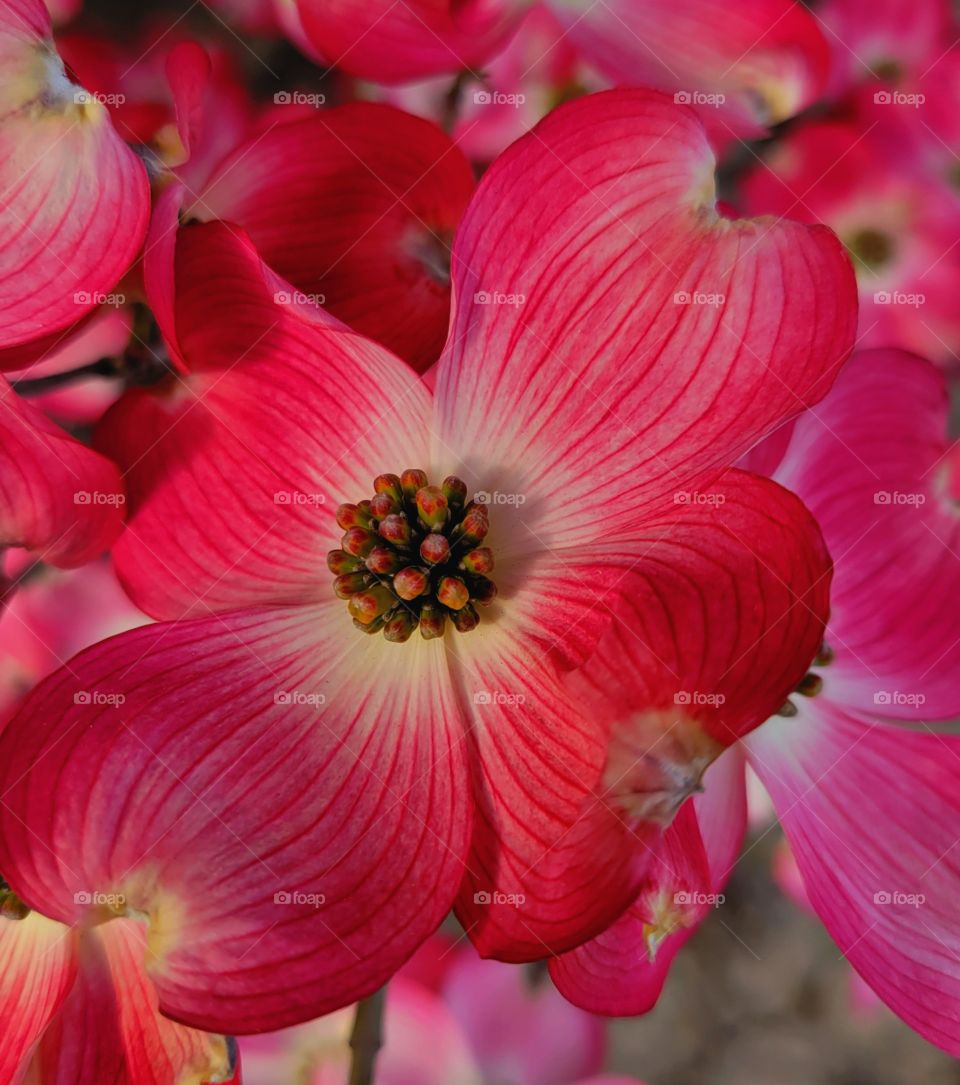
[0,90,854,1035]
[551,348,960,1057]
[0,0,149,370]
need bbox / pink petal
[196,103,475,372]
[0,604,471,1033]
[32,920,234,1084]
[443,946,605,1085]
[434,89,857,552]
[770,349,960,721]
[543,0,829,134]
[746,700,960,1056]
[0,911,77,1081]
[97,221,432,619]
[549,751,746,1015]
[0,379,125,568]
[0,0,149,368]
[293,0,526,83]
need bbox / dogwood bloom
[0,90,854,1035]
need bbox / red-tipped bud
[370,492,398,520]
[336,502,372,530]
[327,549,363,575]
[394,566,429,600]
[416,486,448,529]
[460,547,493,575]
[419,603,446,640]
[333,572,369,598]
[437,576,469,611]
[374,474,403,503]
[420,532,450,565]
[342,527,377,558]
[442,476,468,508]
[471,576,498,606]
[383,608,418,643]
[354,613,388,635]
[378,513,411,546]
[456,504,489,544]
[451,602,479,632]
[401,469,429,500]
[348,584,396,625]
[365,546,401,575]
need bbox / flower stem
[348,988,386,1085]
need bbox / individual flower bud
[460,547,493,575]
[416,486,448,529]
[348,584,396,624]
[419,603,446,639]
[401,469,429,500]
[437,576,469,611]
[342,527,377,557]
[442,476,467,509]
[334,572,369,598]
[420,533,450,565]
[370,492,398,519]
[327,549,362,575]
[451,603,479,632]
[384,608,418,643]
[365,546,401,575]
[471,576,497,606]
[378,514,412,546]
[373,474,403,503]
[336,502,372,530]
[394,566,429,600]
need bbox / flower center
[777,640,832,717]
[0,874,29,920]
[846,227,894,273]
[328,470,496,642]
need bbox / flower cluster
[0,0,958,1081]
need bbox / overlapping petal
[97,222,432,619]
[434,90,857,552]
[0,0,149,368]
[0,379,125,569]
[543,0,830,134]
[196,103,475,371]
[0,604,471,1033]
[770,350,960,720]
[746,702,960,1056]
[293,0,527,83]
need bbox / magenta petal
[435,89,857,552]
[0,605,470,1033]
[0,0,148,368]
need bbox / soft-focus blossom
[0,0,149,369]
[553,349,960,1057]
[242,937,640,1085]
[0,90,853,1037]
[740,118,960,365]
